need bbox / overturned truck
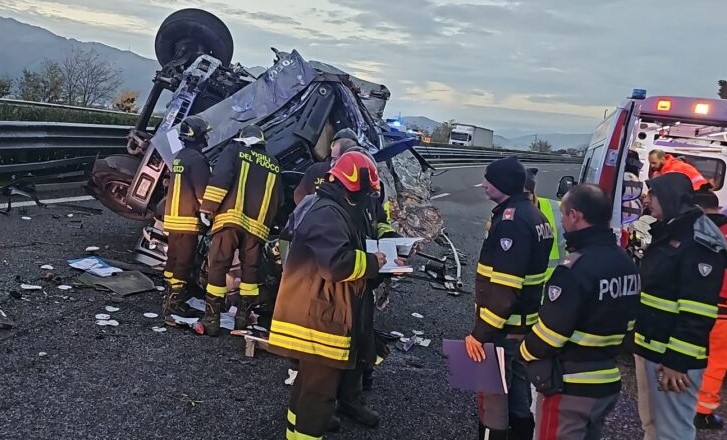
[87,9,443,303]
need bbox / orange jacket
[658,154,708,190]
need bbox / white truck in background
[448,123,494,148]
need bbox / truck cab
[558,90,727,232]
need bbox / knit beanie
[484,156,526,196]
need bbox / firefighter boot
[234,297,253,330]
[162,284,202,326]
[193,294,223,336]
[337,398,380,428]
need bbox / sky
[0,0,726,138]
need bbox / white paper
[166,129,184,155]
[365,240,414,273]
[172,298,235,330]
[379,237,424,256]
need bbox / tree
[529,138,554,153]
[719,80,727,99]
[15,61,63,103]
[0,76,12,98]
[432,119,456,143]
[59,48,122,107]
[113,90,139,112]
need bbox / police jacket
[163,146,210,234]
[200,143,282,240]
[473,192,553,342]
[706,213,727,319]
[519,226,640,398]
[634,174,726,372]
[268,182,381,369]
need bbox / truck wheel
[88,155,155,222]
[154,8,234,67]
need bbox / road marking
[0,195,96,210]
[430,193,451,200]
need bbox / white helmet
[622,172,643,202]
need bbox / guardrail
[0,122,582,177]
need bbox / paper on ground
[67,257,122,277]
[171,298,235,329]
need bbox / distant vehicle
[448,123,493,148]
[558,88,727,229]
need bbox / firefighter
[464,156,553,440]
[518,184,640,440]
[648,149,709,190]
[633,173,725,440]
[524,167,566,280]
[692,190,727,430]
[161,115,212,325]
[293,128,358,204]
[269,151,391,440]
[194,124,282,336]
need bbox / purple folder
[442,339,508,394]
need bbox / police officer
[195,124,283,336]
[269,151,388,440]
[161,115,212,325]
[464,156,553,440]
[518,184,640,440]
[633,173,725,440]
[293,128,359,204]
[525,167,566,280]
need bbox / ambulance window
[583,144,605,183]
[679,155,726,190]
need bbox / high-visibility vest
[538,197,566,280]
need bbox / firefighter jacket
[163,147,210,234]
[634,174,726,373]
[473,192,553,342]
[706,213,727,319]
[519,225,640,398]
[537,197,566,280]
[268,182,381,369]
[200,143,282,241]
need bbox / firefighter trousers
[206,227,261,297]
[164,233,198,286]
[534,392,618,440]
[286,359,344,440]
[337,362,365,404]
[696,319,727,415]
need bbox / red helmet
[328,151,380,193]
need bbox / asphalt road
[0,162,724,440]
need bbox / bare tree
[529,138,554,153]
[432,119,456,143]
[59,48,122,107]
[15,62,63,103]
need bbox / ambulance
[558,90,727,232]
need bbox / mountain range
[400,116,591,150]
[0,16,591,149]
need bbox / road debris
[284,369,298,386]
[96,319,119,327]
[155,286,165,292]
[85,246,100,252]
[411,312,424,319]
[21,284,42,290]
[143,313,158,318]
[105,306,120,313]
[0,308,14,329]
[57,285,72,291]
[38,352,47,357]
[40,264,54,270]
[95,314,111,320]
[390,331,404,338]
[68,256,122,277]
[77,271,155,296]
[151,326,167,333]
[21,216,31,221]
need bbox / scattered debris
[152,326,167,333]
[0,309,14,329]
[96,319,119,327]
[284,368,298,386]
[411,312,424,319]
[412,330,424,336]
[155,286,165,292]
[57,285,72,291]
[21,284,42,290]
[143,313,158,318]
[21,216,31,221]
[67,214,74,218]
[177,393,204,407]
[95,314,111,320]
[105,306,120,313]
[38,352,47,357]
[40,264,54,270]
[77,271,155,296]
[85,246,100,252]
[418,339,432,348]
[68,256,122,277]
[390,331,404,338]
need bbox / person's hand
[657,364,691,392]
[199,212,212,227]
[392,258,408,276]
[375,252,387,269]
[465,334,486,362]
